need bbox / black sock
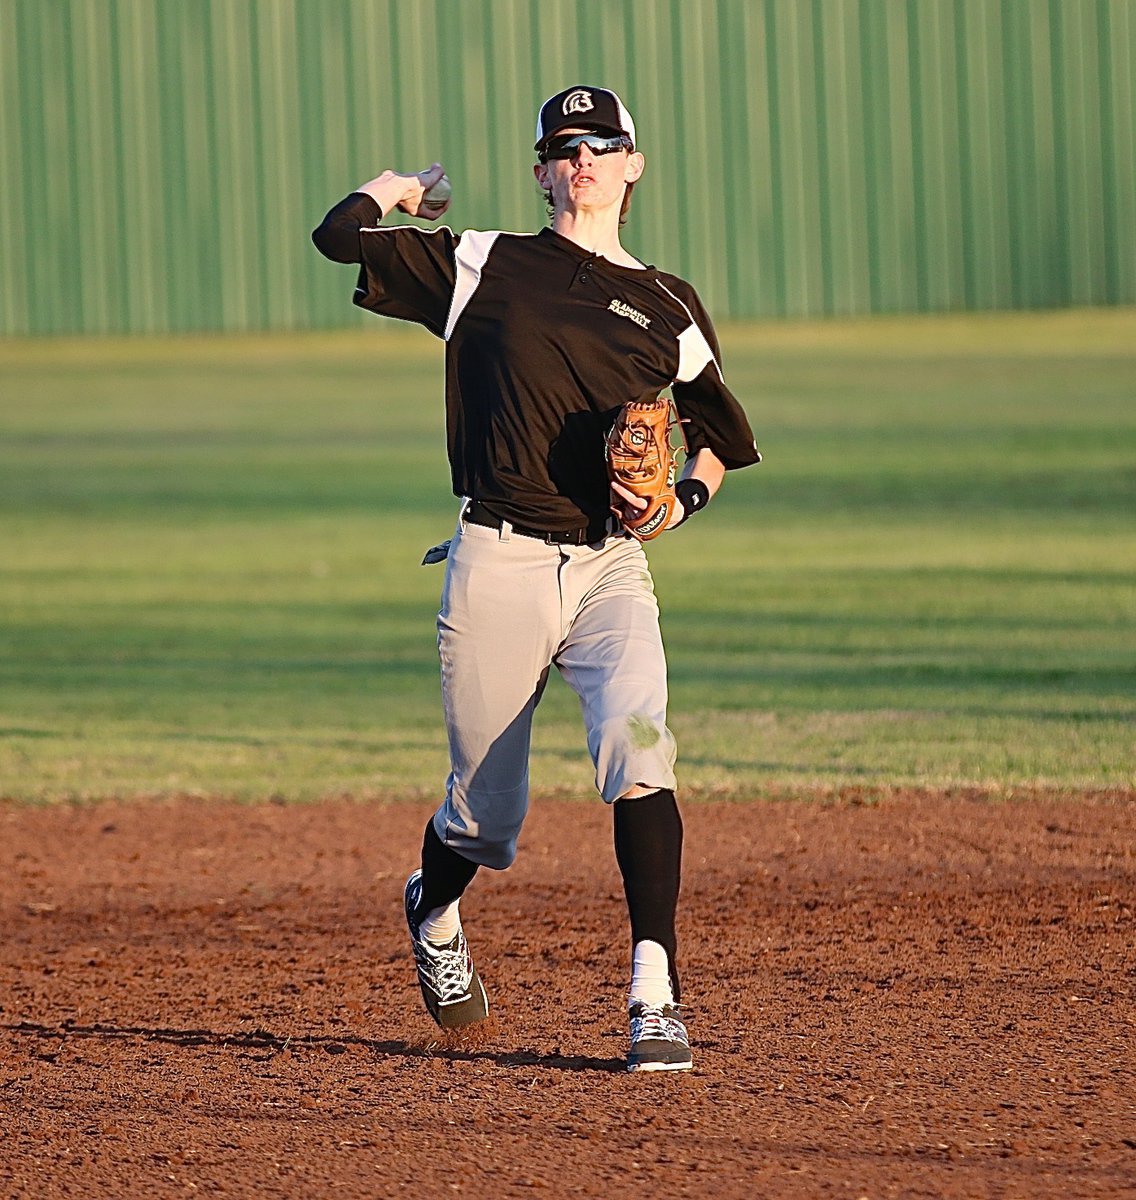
[416,819,479,916]
[613,788,683,1002]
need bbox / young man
[312,86,760,1072]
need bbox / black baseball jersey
[313,194,760,531]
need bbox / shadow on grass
[4,1020,625,1074]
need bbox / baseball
[421,174,452,210]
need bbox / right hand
[396,163,451,220]
[356,164,452,221]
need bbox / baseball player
[312,86,760,1072]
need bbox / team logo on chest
[608,298,651,329]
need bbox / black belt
[463,500,611,546]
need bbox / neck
[552,208,630,264]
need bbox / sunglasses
[539,132,634,162]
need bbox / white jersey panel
[655,279,724,384]
[445,230,502,341]
[675,324,718,385]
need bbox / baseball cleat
[404,870,489,1029]
[627,1001,693,1072]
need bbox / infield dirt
[1,792,1132,1199]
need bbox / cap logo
[562,89,594,116]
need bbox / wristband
[673,478,710,527]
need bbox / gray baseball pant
[431,513,678,869]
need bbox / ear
[624,152,645,184]
[533,162,551,189]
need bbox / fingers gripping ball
[421,174,452,212]
[605,398,679,541]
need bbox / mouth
[572,172,596,187]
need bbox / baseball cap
[534,86,636,151]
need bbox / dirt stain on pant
[627,713,662,749]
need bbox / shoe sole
[627,1057,694,1073]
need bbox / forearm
[665,448,726,529]
[354,170,420,215]
[312,165,448,264]
[680,448,726,498]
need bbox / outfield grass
[1,310,1133,800]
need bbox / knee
[591,713,677,803]
[446,832,519,871]
[595,711,671,756]
[435,792,526,870]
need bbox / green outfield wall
[2,0,1133,334]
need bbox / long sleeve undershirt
[311,192,382,264]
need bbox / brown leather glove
[605,397,678,541]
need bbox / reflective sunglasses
[539,132,634,162]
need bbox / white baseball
[421,174,452,210]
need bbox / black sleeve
[311,193,383,264]
[664,278,761,471]
[352,224,459,339]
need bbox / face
[534,128,645,217]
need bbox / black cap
[534,86,636,151]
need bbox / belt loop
[499,518,512,543]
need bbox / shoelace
[630,1006,689,1046]
[414,933,472,1001]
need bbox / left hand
[610,481,683,533]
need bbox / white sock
[628,939,674,1009]
[419,901,461,944]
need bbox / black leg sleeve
[415,819,480,916]
[613,788,683,1002]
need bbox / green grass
[1,310,1133,800]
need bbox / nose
[571,142,596,167]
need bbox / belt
[463,500,611,546]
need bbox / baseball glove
[605,397,678,541]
